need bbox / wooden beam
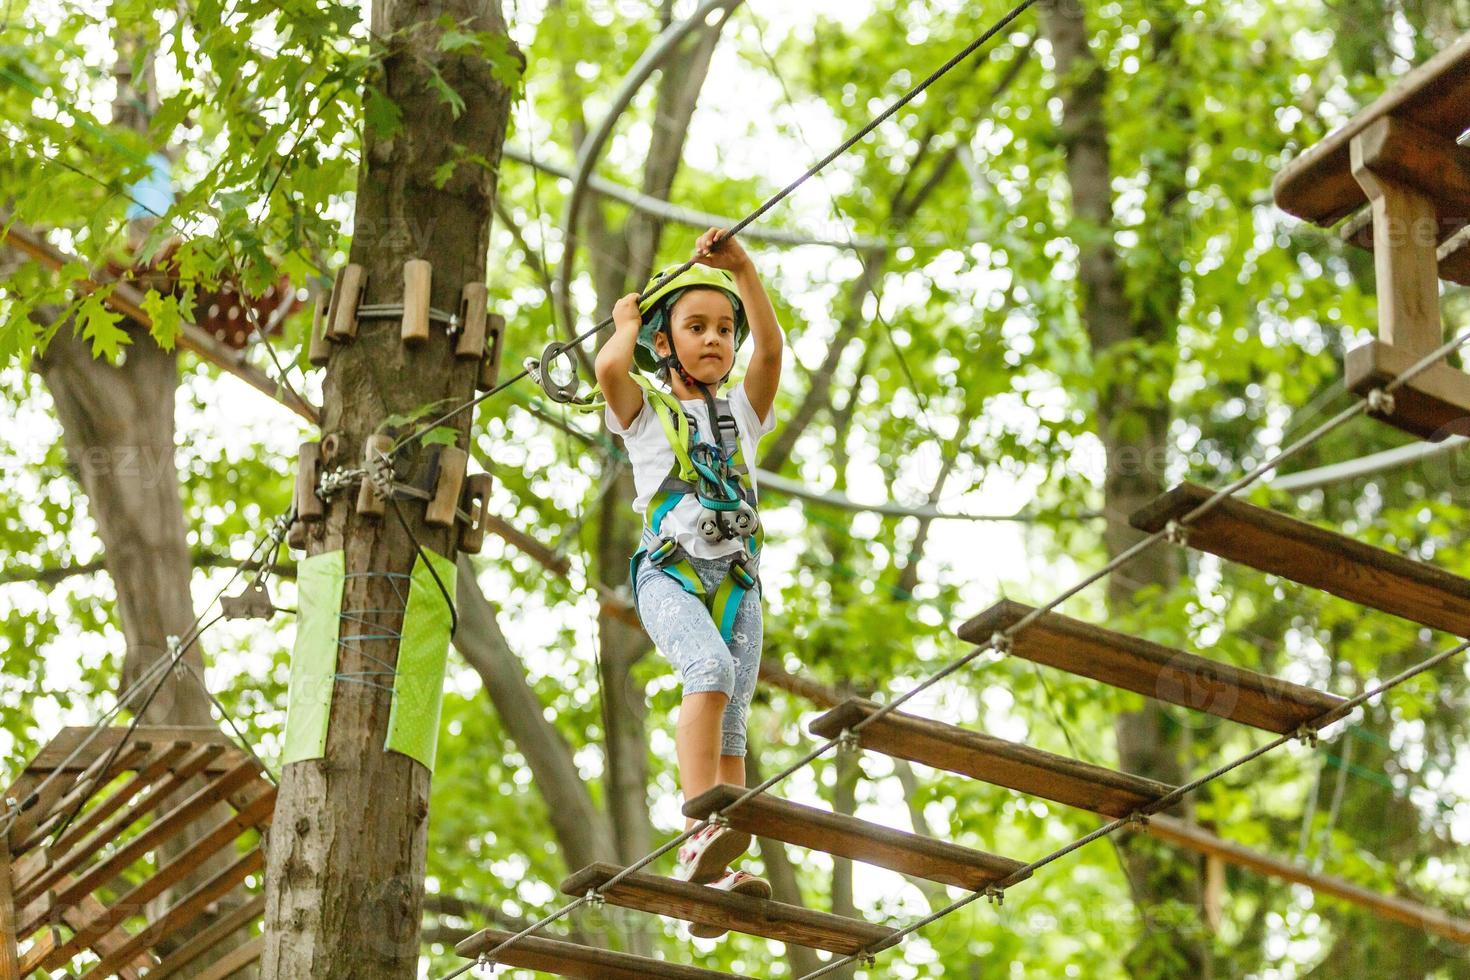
[22,759,261,935]
[8,740,153,851]
[1273,34,1470,224]
[683,784,1028,890]
[1144,815,1470,945]
[147,892,265,980]
[14,727,237,778]
[809,698,1176,819]
[40,787,272,971]
[2,224,320,424]
[456,928,751,978]
[1351,119,1446,357]
[1130,482,1470,638]
[958,600,1346,734]
[17,743,228,906]
[72,847,264,980]
[561,862,898,955]
[1352,115,1470,216]
[1345,338,1470,441]
[1,842,20,980]
[189,934,263,980]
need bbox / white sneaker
[673,824,752,885]
[689,870,773,939]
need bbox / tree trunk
[259,1,515,974]
[1043,3,1205,976]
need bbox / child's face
[654,288,736,386]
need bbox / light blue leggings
[635,553,763,757]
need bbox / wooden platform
[455,928,749,978]
[1345,339,1470,441]
[1130,482,1470,638]
[809,699,1176,819]
[682,784,1027,890]
[1273,35,1470,225]
[2,727,271,978]
[561,863,897,955]
[957,599,1347,734]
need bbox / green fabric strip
[384,549,458,771]
[282,550,345,766]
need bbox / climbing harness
[627,373,762,643]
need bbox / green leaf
[140,288,183,350]
[363,84,403,141]
[419,426,459,448]
[75,287,130,362]
[426,65,465,119]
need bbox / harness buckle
[648,537,681,568]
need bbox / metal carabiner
[534,341,582,403]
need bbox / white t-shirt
[606,382,777,560]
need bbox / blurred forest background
[3,0,1470,976]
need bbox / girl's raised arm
[596,292,647,429]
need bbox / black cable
[389,493,460,638]
[397,0,1042,455]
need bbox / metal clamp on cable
[1164,519,1190,546]
[584,889,605,909]
[985,885,1005,907]
[1366,388,1397,416]
[990,631,1012,656]
[535,341,581,404]
[1294,724,1320,748]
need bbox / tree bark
[259,1,515,975]
[1043,2,1204,976]
[452,556,618,872]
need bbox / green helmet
[634,264,747,374]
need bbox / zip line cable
[393,0,1042,457]
[441,323,1470,978]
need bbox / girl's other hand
[694,227,750,272]
[613,291,642,332]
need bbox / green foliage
[5,1,1470,977]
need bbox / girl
[595,228,783,924]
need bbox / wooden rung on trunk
[957,600,1347,734]
[426,446,468,527]
[457,473,493,554]
[682,784,1028,890]
[308,292,333,366]
[1130,482,1470,638]
[560,863,898,956]
[456,282,489,360]
[809,700,1176,819]
[326,264,366,341]
[477,313,506,391]
[455,928,750,979]
[295,442,325,523]
[355,434,395,518]
[401,259,432,346]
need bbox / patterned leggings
[634,553,763,757]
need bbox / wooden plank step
[682,784,1027,890]
[148,892,265,979]
[1130,482,1470,638]
[455,928,749,979]
[957,600,1347,734]
[809,699,1176,819]
[1272,35,1470,225]
[561,863,897,956]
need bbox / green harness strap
[567,373,762,642]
